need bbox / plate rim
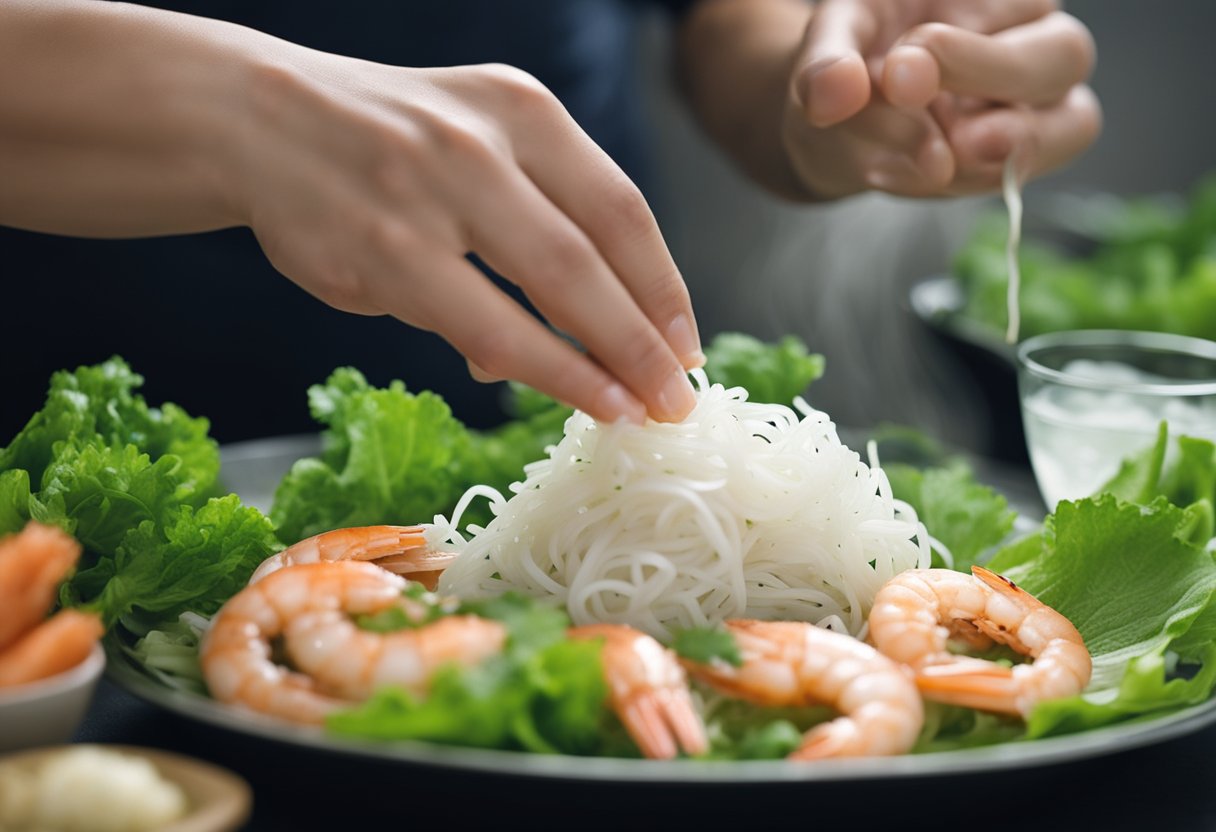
[105,632,1216,783]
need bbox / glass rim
[1017,329,1216,396]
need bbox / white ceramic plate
[104,435,1216,783]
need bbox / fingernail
[808,55,844,77]
[598,383,646,426]
[654,369,697,423]
[796,56,842,108]
[665,314,706,370]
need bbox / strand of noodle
[1003,152,1024,344]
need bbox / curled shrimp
[567,625,708,760]
[868,565,1092,718]
[0,522,82,652]
[680,620,924,759]
[250,525,456,589]
[284,610,507,701]
[200,560,411,724]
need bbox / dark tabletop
[75,678,1216,830]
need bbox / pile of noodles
[433,371,931,640]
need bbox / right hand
[225,55,702,424]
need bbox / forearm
[675,0,814,201]
[0,0,279,237]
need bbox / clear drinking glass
[1017,330,1216,510]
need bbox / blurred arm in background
[674,0,1102,201]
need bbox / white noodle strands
[1003,152,1024,345]
[435,371,931,640]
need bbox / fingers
[793,0,878,127]
[514,111,705,371]
[459,154,697,424]
[372,251,649,425]
[884,13,1095,109]
[466,360,500,384]
[939,0,1058,34]
[945,85,1102,193]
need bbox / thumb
[793,0,877,127]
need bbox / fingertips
[795,53,871,128]
[594,381,649,426]
[665,312,706,371]
[882,45,940,110]
[466,360,502,384]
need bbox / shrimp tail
[915,661,1021,716]
[971,565,1039,607]
[789,721,858,760]
[619,686,707,760]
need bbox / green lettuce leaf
[702,333,824,404]
[886,463,1015,572]
[0,469,32,535]
[0,357,218,502]
[673,627,743,668]
[30,439,188,555]
[989,496,1216,691]
[1026,642,1216,738]
[75,494,280,630]
[328,594,610,754]
[271,368,472,542]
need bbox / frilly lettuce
[0,358,277,632]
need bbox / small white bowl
[0,744,253,832]
[0,643,105,754]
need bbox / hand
[782,0,1101,199]
[228,55,702,424]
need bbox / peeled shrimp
[868,565,1092,717]
[567,625,708,760]
[201,560,411,724]
[0,610,103,688]
[681,619,924,759]
[250,525,456,589]
[284,610,507,701]
[0,522,82,652]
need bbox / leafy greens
[953,174,1216,341]
[0,357,279,632]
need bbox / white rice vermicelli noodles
[433,371,931,641]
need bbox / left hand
[782,0,1101,199]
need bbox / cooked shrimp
[0,610,103,688]
[250,525,456,589]
[0,522,82,652]
[868,565,1092,717]
[567,624,708,760]
[284,610,507,701]
[201,560,411,724]
[680,620,923,759]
